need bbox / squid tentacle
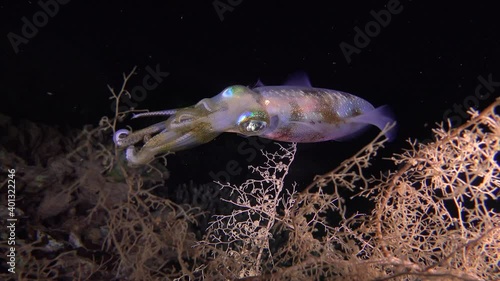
[125,129,220,165]
[114,121,167,147]
[132,109,178,119]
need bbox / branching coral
[1,67,497,281]
[197,98,499,281]
[0,69,201,281]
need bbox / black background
[1,0,499,186]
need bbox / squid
[114,73,396,165]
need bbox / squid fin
[253,71,312,88]
[254,79,265,87]
[350,105,397,141]
[283,71,312,87]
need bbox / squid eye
[240,120,267,132]
[237,111,269,134]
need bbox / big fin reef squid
[114,73,396,165]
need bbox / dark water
[1,0,499,185]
